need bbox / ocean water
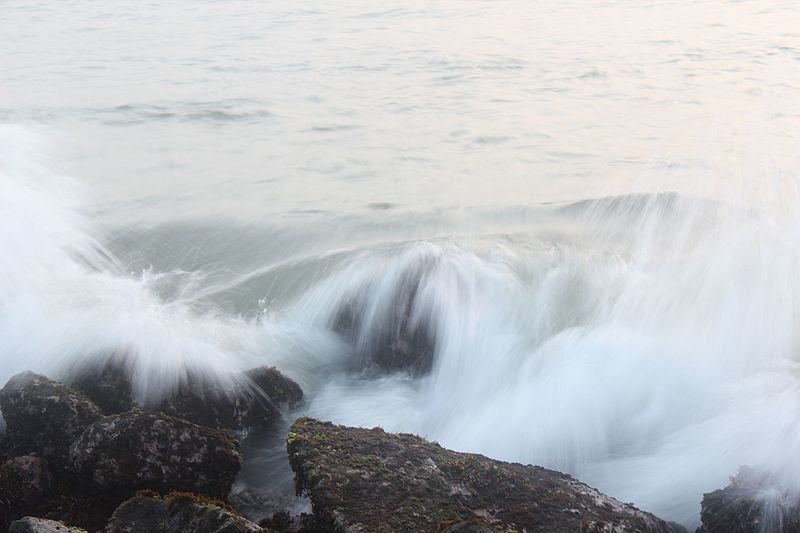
[2,0,800,528]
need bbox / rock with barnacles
[0,372,103,465]
[69,410,241,499]
[287,417,680,533]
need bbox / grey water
[2,0,800,529]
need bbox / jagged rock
[105,493,265,533]
[0,372,103,465]
[69,410,241,499]
[158,366,303,433]
[698,467,800,533]
[8,517,85,533]
[287,417,679,533]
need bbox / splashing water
[3,126,800,529]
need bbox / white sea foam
[3,126,800,529]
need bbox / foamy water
[2,1,800,529]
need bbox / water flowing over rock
[8,517,86,533]
[69,359,303,434]
[158,366,303,433]
[69,410,241,499]
[287,417,678,533]
[105,492,265,533]
[66,356,137,415]
[332,258,437,376]
[0,372,103,465]
[698,467,800,533]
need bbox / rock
[0,372,103,465]
[158,366,303,433]
[332,260,437,376]
[8,517,86,533]
[287,417,678,533]
[0,455,54,509]
[257,511,315,533]
[66,357,136,415]
[69,410,241,499]
[105,492,264,533]
[698,467,800,533]
[69,356,304,434]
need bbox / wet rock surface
[0,372,103,465]
[105,492,265,533]
[158,366,303,434]
[698,467,800,533]
[66,358,136,415]
[69,409,241,499]
[8,517,86,533]
[69,358,303,435]
[332,260,437,376]
[287,417,678,533]
[0,455,55,519]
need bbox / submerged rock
[8,517,86,533]
[69,410,241,499]
[158,366,303,433]
[698,467,800,533]
[332,259,437,376]
[105,492,264,533]
[0,372,103,465]
[287,417,678,533]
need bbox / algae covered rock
[8,517,86,533]
[158,366,303,433]
[69,410,241,499]
[698,467,800,533]
[287,417,678,533]
[105,492,265,533]
[0,372,103,464]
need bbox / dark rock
[69,410,241,500]
[698,467,800,533]
[105,493,264,533]
[66,357,136,415]
[0,454,112,532]
[257,511,317,533]
[287,417,677,533]
[158,366,303,433]
[1,455,54,507]
[8,517,85,533]
[0,372,103,465]
[440,519,495,532]
[332,260,437,376]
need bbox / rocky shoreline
[0,369,790,532]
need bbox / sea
[2,1,800,528]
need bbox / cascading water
[3,125,800,530]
